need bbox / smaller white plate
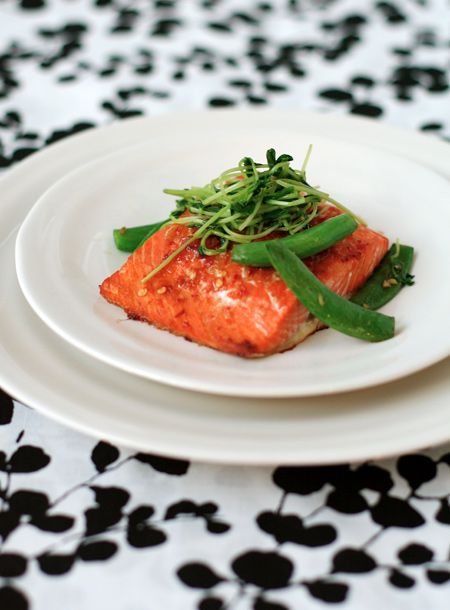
[15,130,450,397]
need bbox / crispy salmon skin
[100,205,389,357]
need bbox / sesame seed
[137,288,147,297]
[215,278,223,289]
[318,294,324,306]
[157,286,167,294]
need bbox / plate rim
[2,108,450,464]
[14,125,450,397]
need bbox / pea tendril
[142,147,363,282]
[390,239,415,286]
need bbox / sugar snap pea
[231,214,358,267]
[265,241,395,342]
[350,244,414,310]
[113,220,168,252]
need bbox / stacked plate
[3,110,450,464]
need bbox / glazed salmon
[100,205,389,357]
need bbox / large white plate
[15,131,450,397]
[2,109,450,463]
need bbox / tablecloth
[1,1,450,608]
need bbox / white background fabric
[1,1,450,608]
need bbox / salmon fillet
[100,205,389,357]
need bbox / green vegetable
[113,220,168,252]
[265,241,395,342]
[231,214,358,267]
[350,243,414,310]
[141,147,364,282]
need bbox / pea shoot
[141,147,363,282]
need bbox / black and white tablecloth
[1,1,450,608]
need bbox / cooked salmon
[100,205,389,357]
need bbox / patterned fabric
[1,1,450,608]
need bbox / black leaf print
[323,465,356,489]
[332,548,376,573]
[390,66,448,101]
[322,20,365,61]
[397,455,437,490]
[164,500,230,534]
[351,75,375,87]
[264,83,287,93]
[199,597,224,610]
[4,489,75,538]
[435,499,450,524]
[370,496,425,528]
[0,452,7,471]
[254,596,289,610]
[111,8,140,33]
[205,520,230,534]
[5,446,50,473]
[272,466,329,495]
[8,490,49,516]
[427,570,450,584]
[37,553,76,575]
[6,490,73,542]
[177,563,225,589]
[127,523,166,548]
[247,95,267,106]
[319,88,353,102]
[326,490,368,514]
[398,543,434,564]
[0,586,29,610]
[439,452,450,466]
[151,18,182,37]
[304,579,348,603]
[9,147,37,163]
[209,97,236,107]
[0,510,21,542]
[77,540,118,562]
[90,486,130,508]
[389,569,415,588]
[135,453,189,475]
[165,500,216,520]
[0,111,21,127]
[128,506,155,522]
[257,512,336,547]
[0,553,27,577]
[84,486,129,536]
[31,514,74,533]
[91,441,120,472]
[232,551,293,589]
[376,2,406,23]
[102,102,143,119]
[20,0,46,10]
[0,389,14,425]
[37,23,88,69]
[127,506,166,548]
[354,464,394,493]
[44,122,95,146]
[349,102,383,117]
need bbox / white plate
[1,109,450,464]
[15,127,450,397]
